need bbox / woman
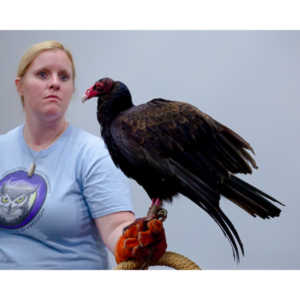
[0,41,136,269]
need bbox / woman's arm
[95,211,135,254]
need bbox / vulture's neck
[97,81,133,130]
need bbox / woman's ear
[15,77,23,96]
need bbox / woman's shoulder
[0,125,23,143]
[68,125,108,157]
[69,125,103,145]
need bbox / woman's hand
[114,217,167,265]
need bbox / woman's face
[16,49,74,123]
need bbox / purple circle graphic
[0,170,47,229]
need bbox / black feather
[84,77,284,261]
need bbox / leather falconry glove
[115,216,167,266]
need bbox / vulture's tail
[170,159,245,262]
[170,159,283,262]
[220,174,284,219]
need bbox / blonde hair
[17,40,76,105]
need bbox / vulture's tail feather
[221,174,283,219]
[170,159,244,262]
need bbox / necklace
[27,151,39,177]
[25,122,68,177]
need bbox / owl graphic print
[0,170,47,229]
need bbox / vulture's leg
[147,198,167,221]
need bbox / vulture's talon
[156,208,168,222]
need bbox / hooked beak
[81,95,89,103]
[81,87,98,103]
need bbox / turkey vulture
[82,77,283,261]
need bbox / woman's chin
[41,108,64,122]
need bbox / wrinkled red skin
[115,217,167,265]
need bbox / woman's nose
[49,75,60,90]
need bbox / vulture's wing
[110,98,257,176]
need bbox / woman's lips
[45,95,61,101]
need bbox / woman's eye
[59,73,70,81]
[37,71,48,79]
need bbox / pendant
[28,162,36,177]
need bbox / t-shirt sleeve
[80,143,134,219]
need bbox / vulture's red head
[82,77,114,102]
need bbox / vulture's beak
[82,87,99,103]
[81,95,88,103]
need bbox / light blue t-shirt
[0,124,134,269]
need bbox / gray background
[0,30,299,269]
